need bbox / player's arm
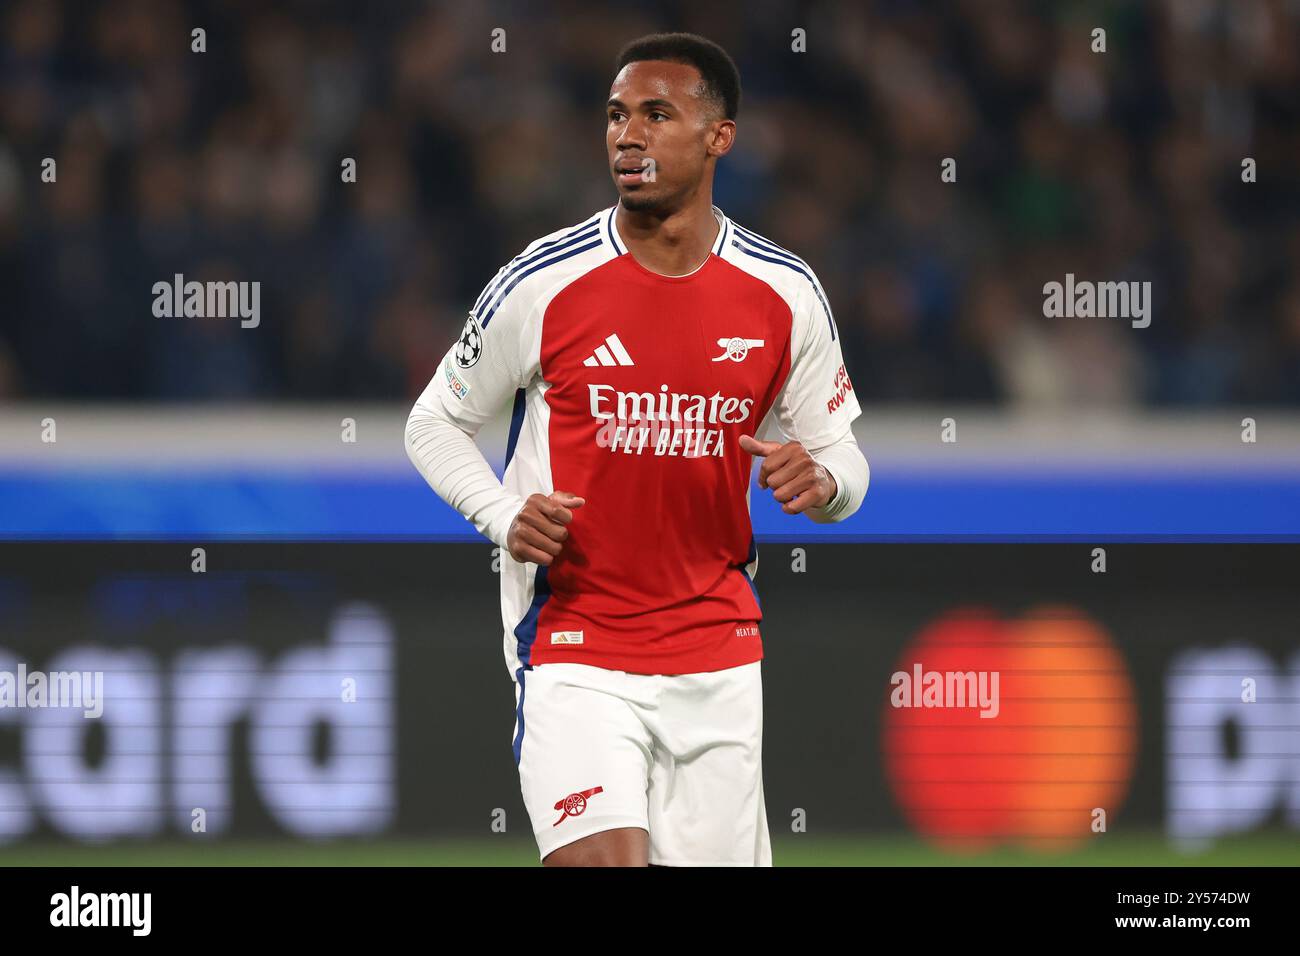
[404,271,582,564]
[740,272,868,522]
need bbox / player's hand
[738,435,837,515]
[506,491,585,565]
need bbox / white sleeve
[768,272,868,522]
[804,429,870,523]
[403,260,542,548]
[404,389,526,550]
[770,272,862,448]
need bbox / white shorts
[512,660,771,866]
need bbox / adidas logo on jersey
[582,333,635,367]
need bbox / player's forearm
[404,397,525,550]
[805,431,869,523]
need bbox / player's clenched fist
[506,490,586,565]
[738,434,836,515]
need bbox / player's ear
[707,119,736,158]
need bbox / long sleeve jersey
[406,204,868,679]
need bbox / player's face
[606,60,730,213]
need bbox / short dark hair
[615,32,741,121]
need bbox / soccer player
[405,32,868,866]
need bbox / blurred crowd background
[1,0,1298,406]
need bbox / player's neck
[615,198,720,278]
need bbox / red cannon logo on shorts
[552,786,604,826]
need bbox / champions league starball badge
[455,315,484,369]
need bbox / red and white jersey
[431,204,862,678]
